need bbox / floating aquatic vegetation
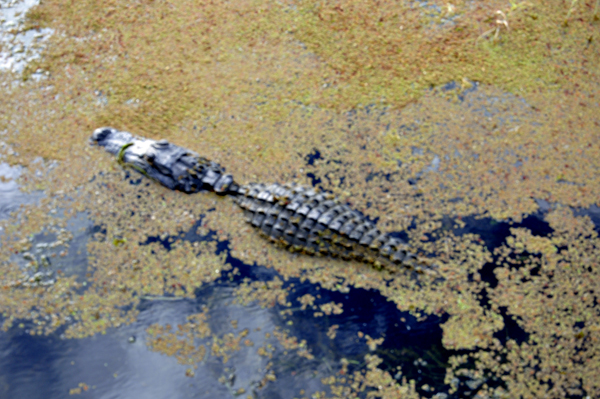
[0,0,598,397]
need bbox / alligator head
[91,127,237,195]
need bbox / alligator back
[233,182,436,274]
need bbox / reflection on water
[0,246,452,398]
[0,162,43,221]
[1,299,229,399]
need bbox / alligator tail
[232,182,438,274]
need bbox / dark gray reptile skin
[234,182,433,273]
[91,127,236,194]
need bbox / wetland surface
[0,0,599,398]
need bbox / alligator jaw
[91,127,135,156]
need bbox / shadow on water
[279,282,453,396]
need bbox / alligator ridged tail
[233,182,437,274]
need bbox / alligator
[91,127,438,275]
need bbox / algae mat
[0,0,599,398]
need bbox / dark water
[0,251,450,399]
[2,202,580,399]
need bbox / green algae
[1,0,599,397]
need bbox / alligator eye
[152,139,169,148]
[91,127,116,142]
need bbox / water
[0,162,43,221]
[3,194,576,398]
[0,0,53,74]
[0,267,453,399]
